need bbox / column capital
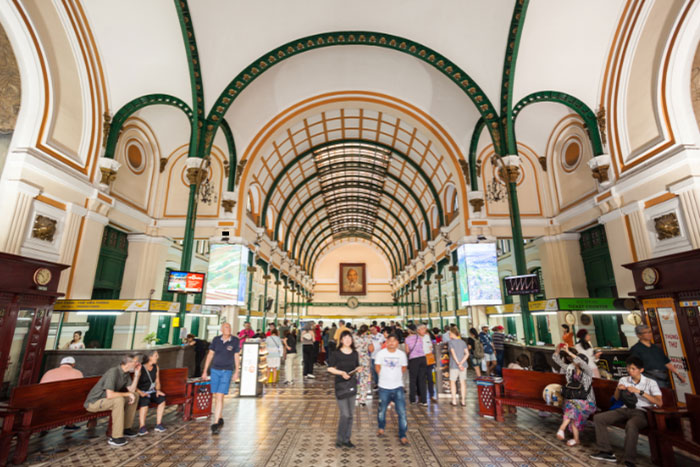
[669,176,700,194]
[86,210,109,225]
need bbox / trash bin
[189,379,212,419]
[475,376,498,419]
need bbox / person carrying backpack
[467,328,484,377]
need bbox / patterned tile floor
[11,364,699,466]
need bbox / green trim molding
[202,31,502,157]
[511,91,604,155]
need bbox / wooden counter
[42,345,196,378]
[504,342,630,378]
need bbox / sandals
[566,439,579,447]
[556,430,566,441]
[400,437,410,445]
[461,401,466,407]
[450,401,458,406]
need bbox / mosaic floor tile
[8,365,698,466]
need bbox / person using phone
[328,330,361,448]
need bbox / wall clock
[641,267,659,286]
[347,297,359,309]
[33,268,52,286]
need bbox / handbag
[562,379,590,400]
[425,352,436,366]
[335,377,357,399]
[619,389,639,408]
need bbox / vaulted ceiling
[77,0,626,278]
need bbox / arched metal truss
[263,139,444,236]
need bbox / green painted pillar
[425,273,432,318]
[274,278,280,326]
[176,184,199,344]
[417,281,422,322]
[246,257,254,324]
[262,274,269,333]
[507,179,535,345]
[436,268,444,330]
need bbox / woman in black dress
[327,330,361,448]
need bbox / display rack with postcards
[239,339,267,397]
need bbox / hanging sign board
[239,342,261,397]
[503,274,541,295]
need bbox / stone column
[670,177,700,249]
[57,203,88,294]
[0,180,41,254]
[599,209,636,297]
[536,233,588,343]
[68,211,109,298]
[111,235,172,349]
[622,201,652,261]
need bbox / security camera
[477,234,487,241]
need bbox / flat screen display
[205,244,249,305]
[465,243,502,305]
[456,245,470,307]
[457,243,502,306]
[167,271,205,294]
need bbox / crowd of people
[38,320,681,465]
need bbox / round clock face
[347,297,359,309]
[33,268,52,286]
[564,312,576,325]
[641,267,659,286]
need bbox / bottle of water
[545,390,552,406]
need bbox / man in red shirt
[314,321,323,365]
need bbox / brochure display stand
[239,342,263,397]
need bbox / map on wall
[205,244,249,305]
[458,243,502,306]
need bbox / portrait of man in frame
[339,263,366,296]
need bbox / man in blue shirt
[478,325,496,376]
[202,322,240,434]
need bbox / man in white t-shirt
[590,356,663,465]
[374,333,409,445]
[369,327,385,388]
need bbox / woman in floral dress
[353,325,373,406]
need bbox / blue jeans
[495,349,504,376]
[377,387,407,439]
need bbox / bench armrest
[649,407,688,416]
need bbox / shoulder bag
[562,377,590,400]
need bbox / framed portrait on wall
[339,263,366,296]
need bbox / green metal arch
[468,117,486,191]
[174,0,205,151]
[500,0,531,155]
[309,234,398,276]
[220,119,237,189]
[201,31,502,158]
[261,139,444,232]
[511,91,604,155]
[304,227,399,276]
[302,224,401,274]
[290,201,415,265]
[272,173,432,245]
[104,94,194,159]
[302,224,400,274]
[293,212,409,267]
[282,190,421,254]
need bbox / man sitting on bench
[590,356,662,466]
[84,353,142,447]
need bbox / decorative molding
[203,31,501,158]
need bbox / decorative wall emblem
[31,215,57,242]
[653,213,680,240]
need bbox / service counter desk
[503,342,631,379]
[42,345,196,378]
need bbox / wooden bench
[653,393,700,466]
[494,369,676,464]
[0,367,191,465]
